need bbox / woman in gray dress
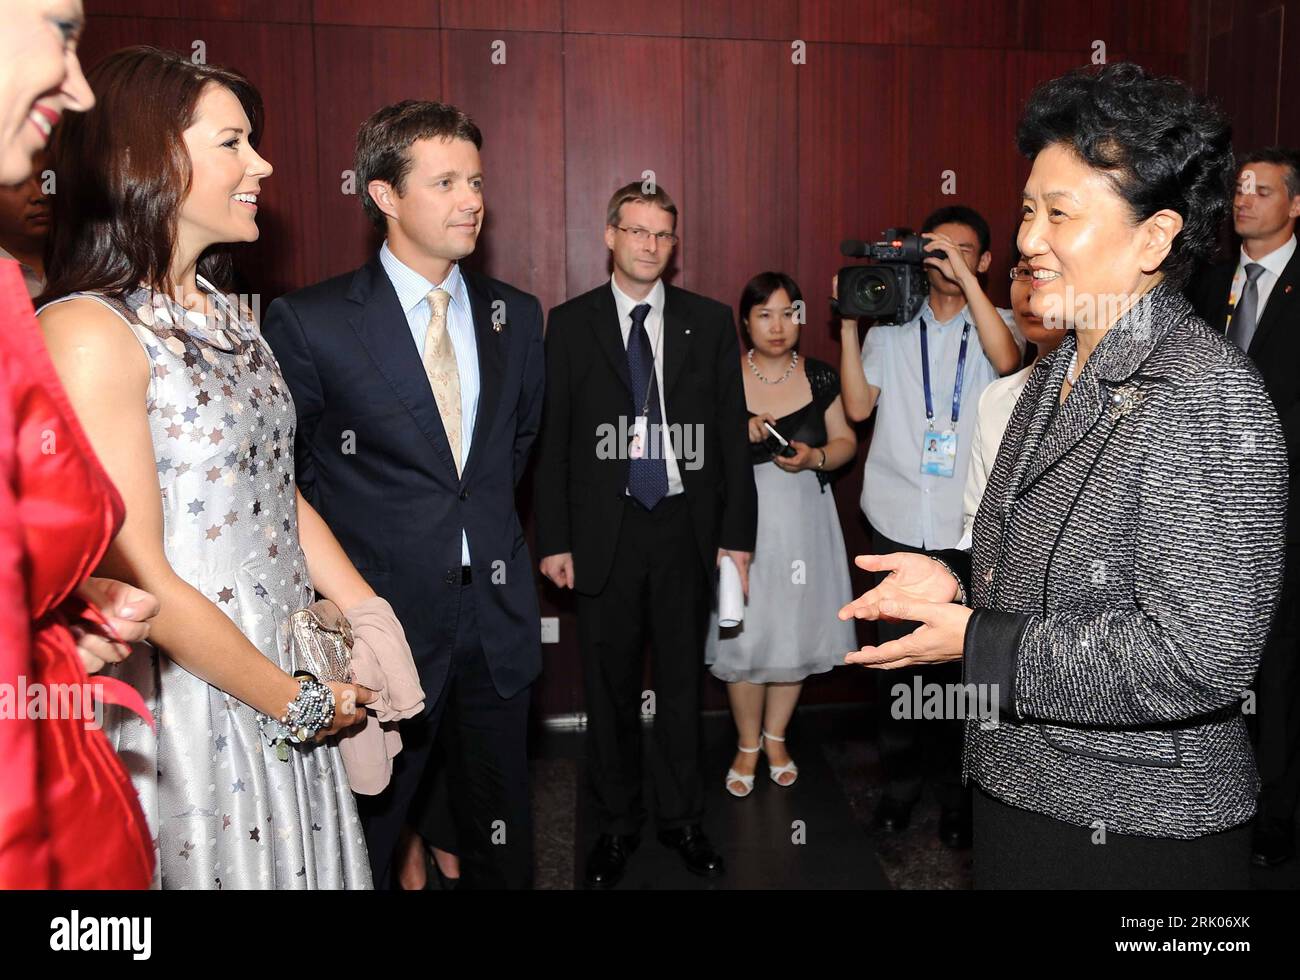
[709,273,859,797]
[38,47,378,888]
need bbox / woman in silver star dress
[37,47,377,888]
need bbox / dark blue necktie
[626,302,668,510]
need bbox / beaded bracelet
[261,673,335,761]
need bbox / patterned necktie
[1227,262,1267,352]
[626,302,668,510]
[422,287,462,474]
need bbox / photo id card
[629,415,648,459]
[920,428,958,477]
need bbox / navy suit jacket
[1186,249,1300,543]
[262,254,544,702]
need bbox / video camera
[835,228,942,324]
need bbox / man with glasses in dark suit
[534,181,756,888]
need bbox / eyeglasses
[615,225,679,246]
[1009,267,1033,282]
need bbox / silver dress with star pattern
[42,278,372,889]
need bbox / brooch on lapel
[1105,382,1146,420]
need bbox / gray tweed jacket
[958,281,1288,838]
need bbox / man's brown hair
[605,181,677,230]
[355,100,482,229]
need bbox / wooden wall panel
[681,39,799,316]
[441,0,562,32]
[799,0,1018,47]
[797,0,908,45]
[564,0,683,36]
[440,30,567,315]
[313,0,439,28]
[563,34,685,295]
[682,0,798,40]
[311,25,442,280]
[1022,0,1192,55]
[200,0,313,21]
[901,47,1017,305]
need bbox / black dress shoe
[1251,823,1296,867]
[870,796,913,834]
[585,833,639,889]
[658,825,725,877]
[938,805,972,849]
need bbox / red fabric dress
[0,259,153,888]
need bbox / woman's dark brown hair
[41,46,264,304]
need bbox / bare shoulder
[37,297,150,382]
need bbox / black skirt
[972,784,1251,889]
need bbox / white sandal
[762,730,799,787]
[725,743,761,798]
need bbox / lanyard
[634,307,664,417]
[919,319,971,428]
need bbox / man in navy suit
[263,101,543,889]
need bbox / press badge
[629,415,648,459]
[920,427,958,477]
[917,318,971,480]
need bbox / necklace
[748,348,798,385]
[1066,350,1079,384]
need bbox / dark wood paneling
[903,0,1021,48]
[563,0,684,36]
[682,0,798,40]
[441,0,562,32]
[203,0,312,21]
[798,0,907,45]
[440,30,566,313]
[681,38,798,311]
[563,34,685,295]
[794,43,909,352]
[799,0,1018,48]
[1280,0,1300,143]
[313,0,439,28]
[311,25,443,280]
[1022,0,1192,55]
[902,45,1016,305]
[93,0,312,21]
[87,0,181,16]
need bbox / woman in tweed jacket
[840,63,1288,888]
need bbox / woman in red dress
[0,0,156,889]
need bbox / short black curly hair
[1015,62,1233,290]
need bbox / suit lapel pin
[684,329,691,335]
[1286,285,1293,294]
[492,322,503,333]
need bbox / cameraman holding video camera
[836,205,1022,849]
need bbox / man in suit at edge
[1186,146,1300,867]
[534,181,757,888]
[262,101,544,889]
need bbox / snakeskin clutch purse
[290,599,354,683]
